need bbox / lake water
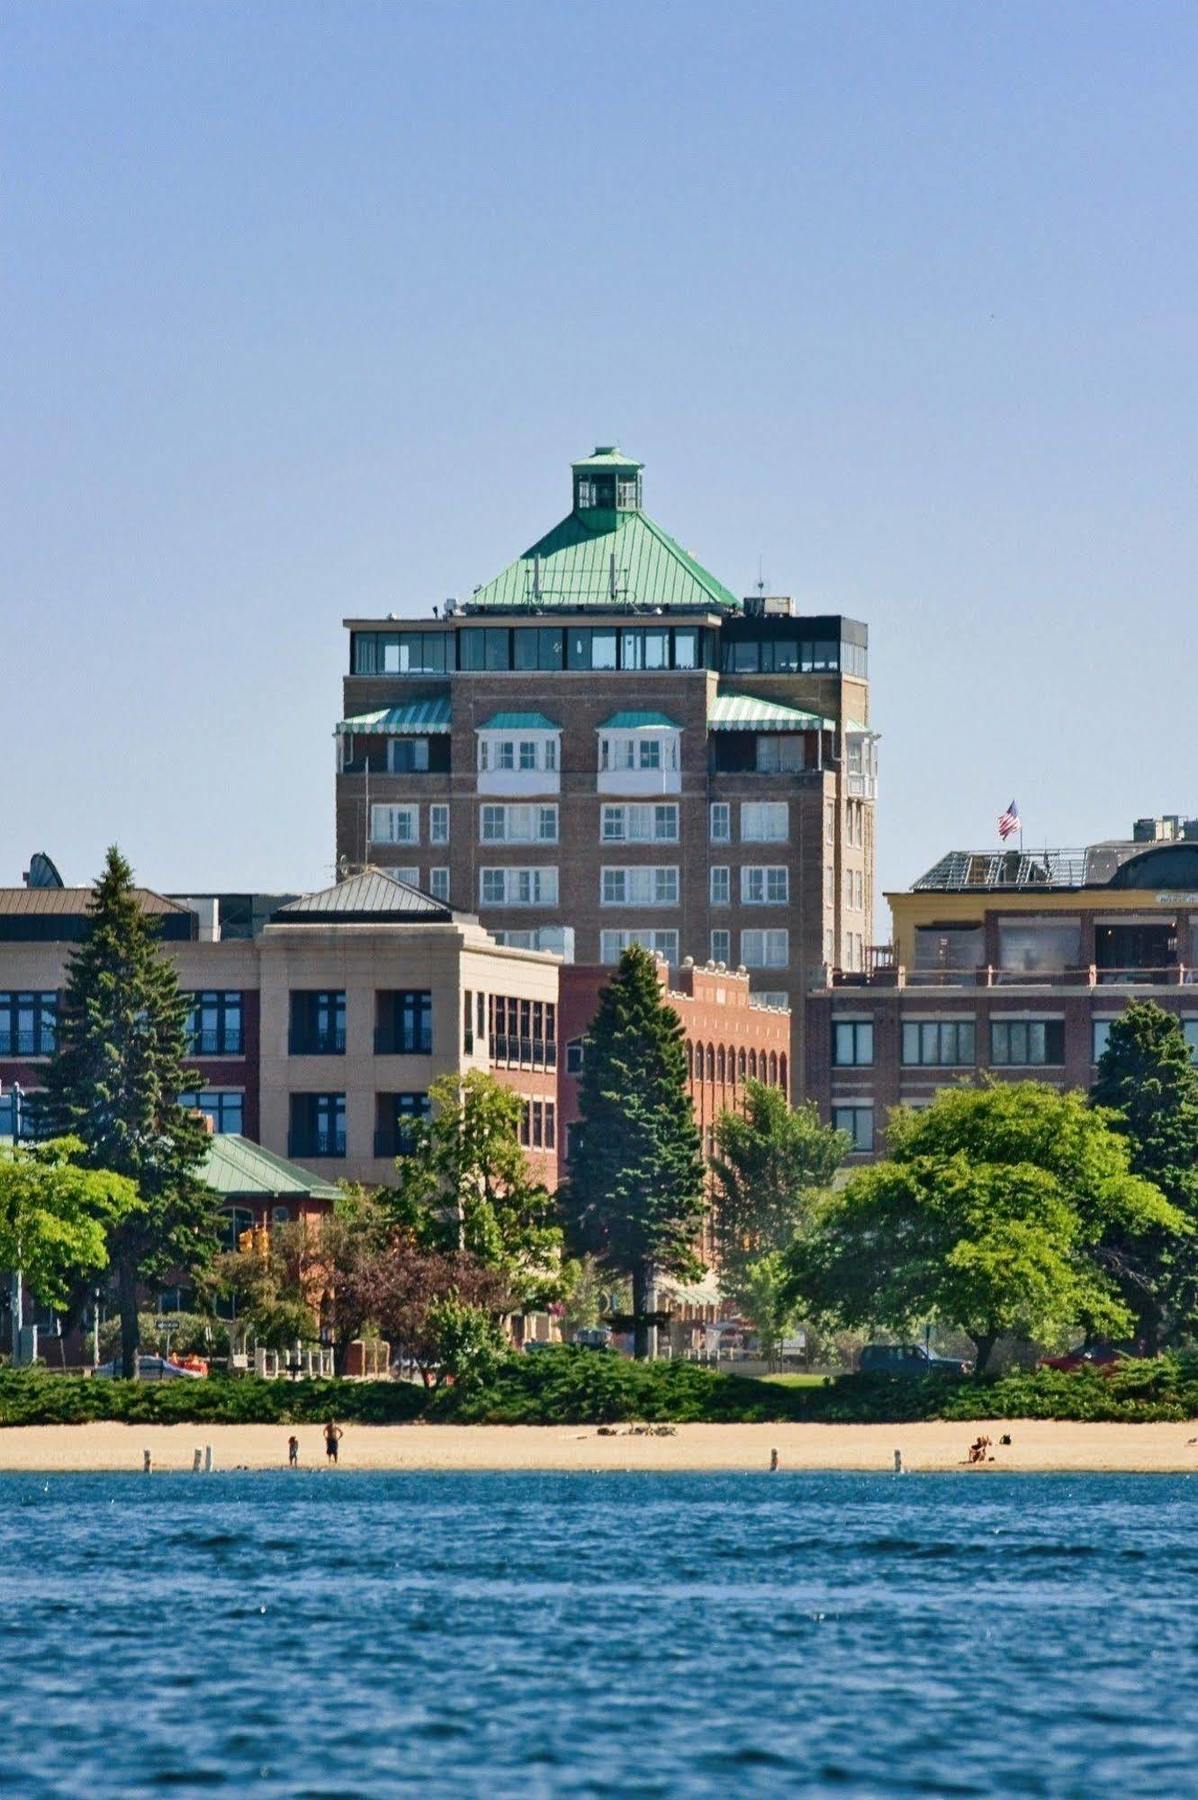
[0,1471,1196,1798]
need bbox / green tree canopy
[386,1071,560,1308]
[40,847,214,1374]
[0,1137,138,1314]
[786,1082,1183,1374]
[711,1081,848,1311]
[1091,999,1198,1344]
[561,946,706,1356]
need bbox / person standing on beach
[288,1435,299,1468]
[324,1420,343,1465]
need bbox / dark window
[901,1021,976,1066]
[179,1089,244,1134]
[375,1091,431,1157]
[565,1037,585,1074]
[0,992,57,1057]
[513,627,565,671]
[567,627,591,669]
[184,991,243,1057]
[218,1206,255,1252]
[289,991,346,1056]
[375,990,432,1055]
[989,1019,1065,1066]
[387,738,430,773]
[460,629,510,671]
[832,1021,874,1066]
[351,631,448,674]
[289,1093,346,1158]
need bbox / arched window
[685,1039,694,1078]
[737,1048,747,1082]
[768,1051,778,1086]
[717,1045,726,1084]
[219,1206,254,1252]
[272,1205,292,1226]
[748,1049,758,1080]
[779,1053,788,1094]
[705,1043,715,1081]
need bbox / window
[518,1099,557,1151]
[479,867,559,907]
[600,929,679,964]
[1093,1019,1113,1063]
[513,627,564,671]
[710,866,731,906]
[386,738,430,773]
[601,866,679,906]
[990,1019,1066,1066]
[824,869,835,907]
[620,629,669,670]
[184,991,243,1057]
[598,732,679,774]
[755,735,805,774]
[429,868,450,903]
[460,628,512,671]
[389,867,420,888]
[429,804,450,845]
[742,866,789,906]
[710,802,731,842]
[289,1093,346,1158]
[600,803,678,842]
[832,1021,874,1067]
[179,1089,244,1135]
[902,1020,976,1066]
[370,803,418,845]
[480,804,558,843]
[825,803,835,844]
[997,919,1081,975]
[673,627,699,669]
[711,929,731,964]
[289,990,347,1056]
[218,1206,255,1252]
[565,1038,586,1074]
[751,991,789,1011]
[0,992,57,1057]
[740,802,788,842]
[477,733,558,776]
[381,1091,431,1157]
[351,630,449,675]
[740,929,789,969]
[833,1105,875,1153]
[1185,1020,1198,1063]
[377,990,432,1055]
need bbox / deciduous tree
[0,1137,137,1315]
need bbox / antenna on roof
[756,556,766,597]
[24,852,64,889]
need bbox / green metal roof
[571,445,643,471]
[469,508,740,612]
[200,1134,341,1201]
[477,711,560,732]
[598,710,682,731]
[335,696,451,736]
[708,693,834,732]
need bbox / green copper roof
[200,1134,341,1201]
[478,711,560,732]
[335,697,451,735]
[598,710,683,730]
[469,507,739,612]
[571,445,643,471]
[708,693,834,732]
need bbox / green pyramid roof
[200,1134,341,1200]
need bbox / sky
[3,1,1196,908]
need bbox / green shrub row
[4,1351,1198,1429]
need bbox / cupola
[571,445,643,515]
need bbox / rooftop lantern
[572,445,643,516]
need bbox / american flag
[998,800,1020,841]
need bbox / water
[0,1472,1196,1798]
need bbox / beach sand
[1,1418,1197,1474]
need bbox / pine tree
[562,946,706,1357]
[1091,1000,1198,1345]
[41,847,213,1374]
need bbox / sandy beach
[1,1418,1197,1474]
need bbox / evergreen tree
[562,946,706,1357]
[41,847,213,1375]
[1091,1000,1198,1345]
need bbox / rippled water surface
[1,1470,1196,1797]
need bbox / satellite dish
[25,852,64,889]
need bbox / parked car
[1039,1341,1139,1373]
[93,1355,205,1381]
[858,1343,971,1377]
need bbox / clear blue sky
[4,2,1196,907]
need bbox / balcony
[828,961,1193,991]
[288,1028,347,1056]
[287,1131,346,1159]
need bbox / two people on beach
[286,1422,343,1467]
[968,1435,992,1464]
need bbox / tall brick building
[335,447,877,1080]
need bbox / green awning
[477,711,560,732]
[597,710,682,730]
[335,697,451,735]
[708,693,833,733]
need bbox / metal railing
[287,1131,346,1159]
[373,1027,432,1055]
[288,1028,347,1055]
[189,1030,244,1056]
[832,963,1193,991]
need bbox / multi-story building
[807,816,1198,1161]
[0,869,561,1197]
[335,446,877,1080]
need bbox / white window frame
[480,803,559,844]
[710,802,731,843]
[600,803,679,843]
[429,803,450,845]
[370,803,419,845]
[710,929,731,964]
[740,928,789,969]
[600,866,679,907]
[741,865,789,906]
[740,802,788,843]
[428,868,450,903]
[832,1104,874,1153]
[710,866,731,906]
[599,928,679,964]
[478,866,560,907]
